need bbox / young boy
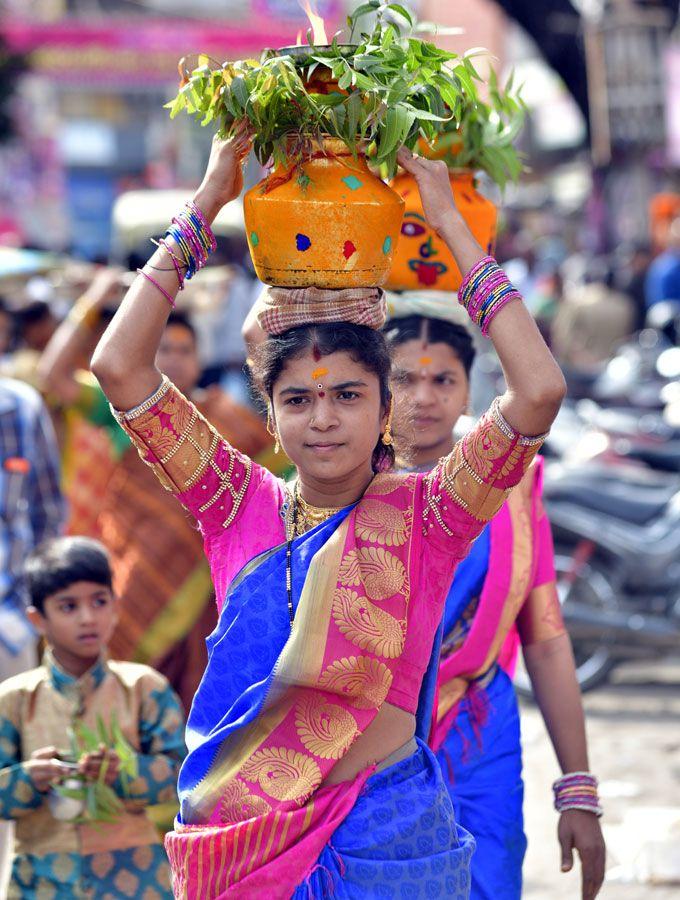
[0,537,186,898]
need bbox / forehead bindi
[311,366,329,397]
[395,340,464,373]
[279,351,373,387]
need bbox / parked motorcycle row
[493,301,680,695]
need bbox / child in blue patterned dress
[0,536,186,899]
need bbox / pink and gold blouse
[114,377,547,718]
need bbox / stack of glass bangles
[552,771,603,817]
[458,255,523,337]
[137,200,216,308]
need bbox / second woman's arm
[396,147,566,438]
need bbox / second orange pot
[386,169,497,292]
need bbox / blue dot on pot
[250,231,259,247]
[382,236,392,254]
[296,233,312,252]
[342,175,363,191]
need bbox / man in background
[0,376,63,679]
[646,217,680,309]
[0,375,63,890]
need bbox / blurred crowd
[497,203,680,372]
[0,243,284,710]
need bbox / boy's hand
[26,747,71,793]
[78,744,121,786]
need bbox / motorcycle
[514,461,680,695]
[541,393,680,474]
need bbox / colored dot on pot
[296,233,312,252]
[250,231,259,247]
[343,240,356,260]
[382,236,392,254]
[342,175,363,191]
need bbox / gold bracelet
[67,297,101,331]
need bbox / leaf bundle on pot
[420,60,527,189]
[166,2,484,177]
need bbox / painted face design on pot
[400,212,449,287]
[386,171,497,293]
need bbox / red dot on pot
[343,240,356,260]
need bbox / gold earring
[266,409,280,455]
[382,404,394,447]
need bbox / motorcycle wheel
[514,544,618,700]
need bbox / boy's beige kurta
[0,652,185,898]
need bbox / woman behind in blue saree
[385,304,606,900]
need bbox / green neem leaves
[164,4,521,182]
[431,62,526,189]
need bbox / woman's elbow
[544,364,567,402]
[525,365,567,419]
[90,342,126,393]
[532,368,567,415]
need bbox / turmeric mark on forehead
[312,366,329,381]
[419,356,432,366]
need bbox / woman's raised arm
[91,126,252,411]
[396,147,566,438]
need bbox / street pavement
[521,659,680,899]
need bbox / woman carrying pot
[92,130,566,898]
[384,303,606,900]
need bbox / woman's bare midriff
[321,701,416,786]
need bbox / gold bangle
[67,297,101,331]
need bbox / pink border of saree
[165,474,420,897]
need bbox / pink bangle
[137,268,176,309]
[458,256,523,338]
[458,255,495,301]
[158,238,186,290]
[552,771,603,817]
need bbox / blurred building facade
[0,0,678,258]
[0,0,344,257]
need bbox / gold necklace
[291,483,343,537]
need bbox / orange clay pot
[244,138,404,289]
[385,168,497,292]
